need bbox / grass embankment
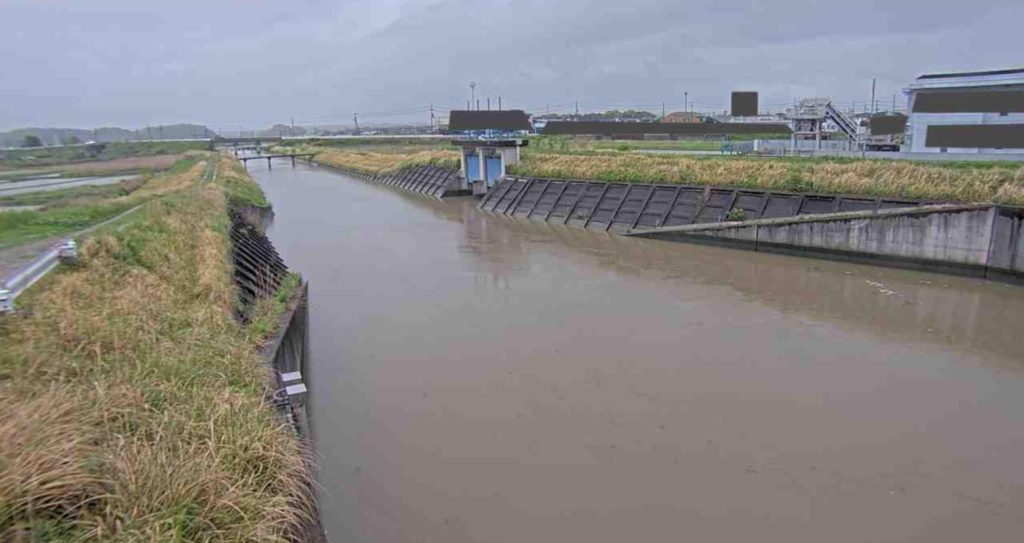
[305,147,459,175]
[0,153,311,540]
[0,141,211,170]
[509,153,1024,205]
[0,158,204,249]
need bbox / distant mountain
[0,124,218,148]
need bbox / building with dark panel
[447,110,530,195]
[905,68,1024,153]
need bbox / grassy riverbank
[0,153,311,541]
[308,148,459,175]
[508,153,1024,205]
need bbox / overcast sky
[1,0,1021,131]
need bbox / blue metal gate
[485,155,502,186]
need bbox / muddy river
[250,160,1024,542]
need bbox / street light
[469,81,477,110]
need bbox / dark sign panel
[731,92,758,116]
[448,110,532,132]
[912,91,1024,113]
[925,124,1024,148]
[542,121,790,136]
[869,114,908,135]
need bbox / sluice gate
[479,177,926,233]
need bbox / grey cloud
[0,0,1021,130]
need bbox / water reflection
[378,183,1023,369]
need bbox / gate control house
[448,110,530,196]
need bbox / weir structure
[477,176,1024,282]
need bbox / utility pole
[487,97,490,111]
[469,81,476,110]
[684,92,688,117]
[290,117,295,137]
[892,94,896,112]
[575,100,579,116]
[662,102,666,117]
[871,78,877,114]
[498,96,502,110]
[353,113,359,135]
[430,104,435,132]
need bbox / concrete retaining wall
[319,162,466,198]
[479,177,926,233]
[478,177,1024,282]
[630,204,1024,281]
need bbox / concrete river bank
[250,160,1024,542]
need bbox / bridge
[238,153,315,169]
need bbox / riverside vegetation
[0,152,311,541]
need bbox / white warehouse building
[904,68,1024,153]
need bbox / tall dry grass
[510,153,1024,205]
[312,148,459,175]
[0,154,311,541]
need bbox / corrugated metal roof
[918,68,1024,80]
[448,110,531,132]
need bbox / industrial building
[905,68,1024,153]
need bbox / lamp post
[469,82,477,110]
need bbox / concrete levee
[477,176,1024,282]
[317,162,466,198]
[630,204,1023,281]
[479,176,929,232]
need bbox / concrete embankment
[479,177,926,233]
[630,204,1024,282]
[478,176,1024,282]
[228,206,325,541]
[315,161,466,198]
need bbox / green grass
[0,200,139,248]
[0,153,310,541]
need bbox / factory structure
[904,68,1024,153]
[444,66,1024,170]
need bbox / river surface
[250,160,1024,543]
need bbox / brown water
[250,161,1024,543]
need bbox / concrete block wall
[630,205,1024,281]
[318,163,464,198]
[479,177,926,233]
[478,176,1024,281]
